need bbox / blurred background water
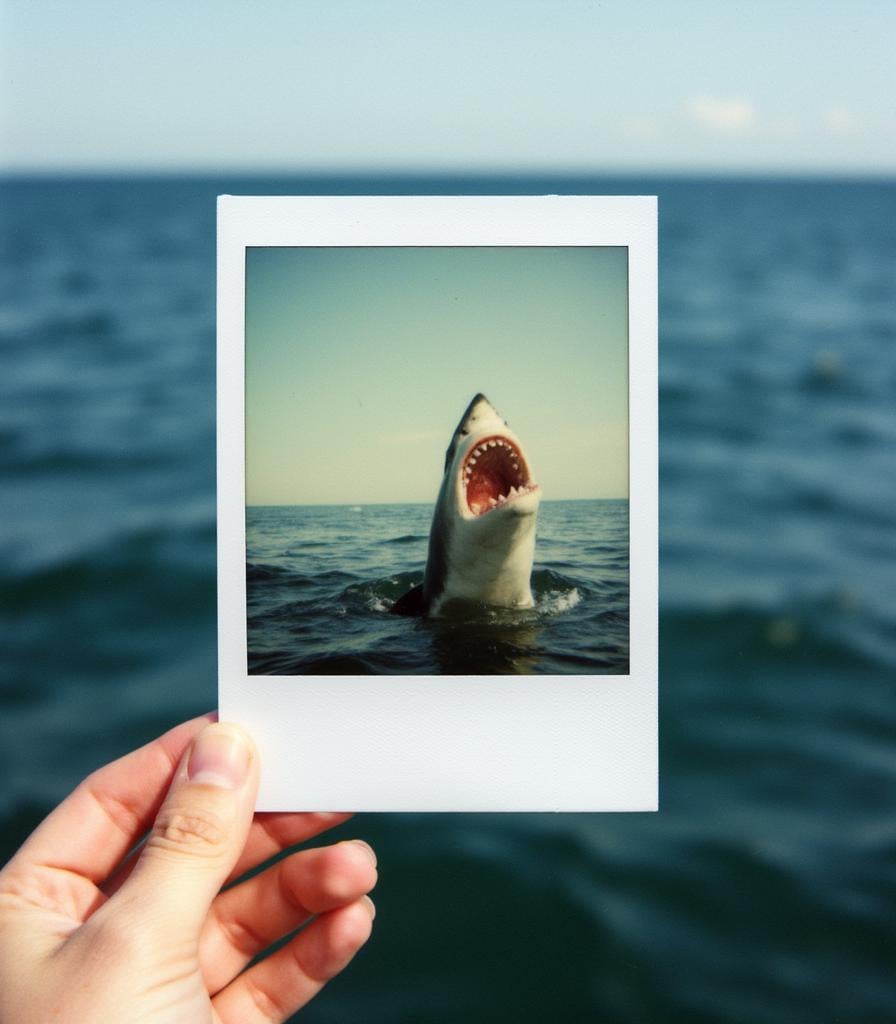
[1,172,895,1022]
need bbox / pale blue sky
[1,1,894,173]
[245,247,628,505]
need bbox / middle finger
[199,837,378,994]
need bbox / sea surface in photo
[247,498,629,674]
[1,174,894,1023]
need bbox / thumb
[119,722,259,936]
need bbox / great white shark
[391,393,541,617]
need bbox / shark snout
[459,394,505,435]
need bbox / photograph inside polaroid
[245,245,629,676]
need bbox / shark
[391,393,541,617]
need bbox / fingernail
[188,725,251,789]
[362,894,376,919]
[348,839,377,866]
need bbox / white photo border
[217,196,657,811]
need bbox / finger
[212,897,375,1024]
[225,811,354,884]
[200,839,377,993]
[103,810,356,899]
[7,713,214,885]
[114,722,259,937]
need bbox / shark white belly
[392,393,541,617]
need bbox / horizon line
[1,165,894,183]
[247,496,629,508]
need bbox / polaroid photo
[217,195,657,811]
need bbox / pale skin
[0,714,377,1023]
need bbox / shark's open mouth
[462,435,538,516]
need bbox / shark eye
[460,429,469,436]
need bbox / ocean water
[247,499,629,675]
[1,174,895,1023]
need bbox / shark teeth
[500,484,538,503]
[460,434,539,516]
[466,482,540,516]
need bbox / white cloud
[687,96,757,134]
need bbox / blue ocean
[1,174,895,1022]
[248,499,629,675]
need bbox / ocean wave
[341,569,589,621]
[536,587,581,615]
[341,574,421,614]
[248,650,378,675]
[246,562,303,583]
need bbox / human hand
[0,714,377,1023]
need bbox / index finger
[103,808,356,898]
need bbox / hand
[0,714,377,1023]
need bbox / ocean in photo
[247,498,629,675]
[1,173,895,1022]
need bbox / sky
[245,246,628,505]
[1,1,894,174]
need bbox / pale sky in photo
[245,247,628,505]
[1,0,894,173]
